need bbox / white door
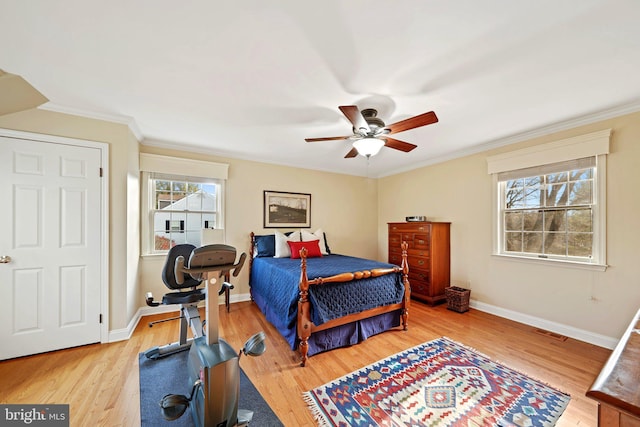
[0,136,102,360]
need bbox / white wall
[138,144,380,308]
[125,135,140,327]
[4,91,637,347]
[0,108,140,332]
[378,111,640,345]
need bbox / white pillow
[301,228,329,255]
[274,230,300,258]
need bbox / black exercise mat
[139,351,283,426]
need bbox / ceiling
[2,1,640,177]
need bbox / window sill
[141,253,167,259]
[492,253,608,271]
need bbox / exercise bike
[145,243,266,426]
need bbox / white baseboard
[109,294,617,349]
[228,292,252,306]
[107,292,253,343]
[470,299,618,349]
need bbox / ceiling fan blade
[339,105,371,134]
[383,137,418,153]
[385,111,438,134]
[305,136,350,142]
[344,147,358,158]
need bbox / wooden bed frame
[249,232,411,366]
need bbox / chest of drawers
[388,222,451,305]
[587,307,640,426]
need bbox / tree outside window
[502,167,594,259]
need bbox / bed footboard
[297,242,410,367]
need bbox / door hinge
[99,167,103,177]
[99,314,103,324]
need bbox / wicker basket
[445,286,470,313]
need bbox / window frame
[139,154,228,257]
[143,174,224,255]
[488,130,609,271]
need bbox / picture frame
[263,190,311,228]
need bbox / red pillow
[288,240,322,259]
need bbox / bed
[249,231,410,366]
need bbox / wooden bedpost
[297,247,311,367]
[401,241,410,330]
[249,232,255,257]
[249,232,255,300]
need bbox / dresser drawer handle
[417,240,425,245]
[417,260,425,265]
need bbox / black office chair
[143,243,238,359]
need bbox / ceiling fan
[305,105,438,158]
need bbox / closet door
[0,136,102,359]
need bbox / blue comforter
[249,254,405,347]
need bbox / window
[488,130,610,269]
[499,158,595,260]
[148,175,222,252]
[140,153,228,255]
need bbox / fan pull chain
[366,155,371,178]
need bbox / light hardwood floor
[0,301,612,426]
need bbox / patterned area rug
[303,337,570,426]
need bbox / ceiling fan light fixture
[305,105,437,159]
[353,137,385,157]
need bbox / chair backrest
[162,244,201,290]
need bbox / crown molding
[378,98,640,178]
[38,102,143,141]
[36,97,640,178]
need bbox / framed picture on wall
[263,190,311,228]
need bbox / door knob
[0,255,12,264]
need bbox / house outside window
[150,178,221,251]
[140,153,228,256]
[487,129,610,270]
